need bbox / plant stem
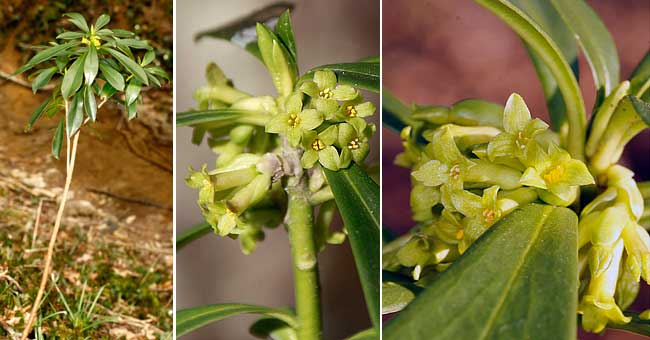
[21,100,105,339]
[286,181,322,340]
[21,127,80,340]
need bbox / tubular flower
[520,143,594,206]
[300,70,359,112]
[337,119,375,168]
[487,93,548,164]
[300,126,340,171]
[265,92,323,146]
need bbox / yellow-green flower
[579,239,631,333]
[300,70,358,112]
[329,96,376,122]
[265,92,323,146]
[337,119,374,168]
[520,143,594,206]
[487,93,548,164]
[300,126,340,171]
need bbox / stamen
[456,229,464,240]
[543,165,564,184]
[287,113,301,127]
[346,105,357,117]
[347,138,361,150]
[450,164,461,179]
[311,138,326,151]
[482,208,496,223]
[319,88,333,99]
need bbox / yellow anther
[543,165,565,184]
[346,105,357,117]
[450,164,461,179]
[347,138,360,150]
[311,138,326,151]
[456,229,464,240]
[319,88,333,99]
[287,113,301,127]
[482,208,496,223]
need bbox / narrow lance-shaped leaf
[84,46,99,85]
[382,88,413,132]
[67,91,85,138]
[549,0,619,97]
[52,118,65,159]
[629,51,650,98]
[276,10,297,63]
[84,85,97,121]
[61,51,87,98]
[15,41,78,75]
[64,12,89,32]
[176,109,269,128]
[104,47,149,85]
[56,31,84,40]
[94,14,111,31]
[26,97,52,131]
[509,0,578,132]
[176,303,297,337]
[324,164,380,330]
[31,67,58,93]
[475,0,586,160]
[299,62,380,93]
[98,62,125,91]
[125,79,142,106]
[384,204,578,340]
[194,2,293,63]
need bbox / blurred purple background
[382,1,650,339]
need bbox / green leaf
[324,164,380,330]
[607,311,650,336]
[509,0,577,131]
[15,41,78,75]
[104,47,149,85]
[384,204,578,340]
[84,85,97,121]
[382,88,412,132]
[116,38,152,50]
[26,97,52,131]
[176,109,268,128]
[299,62,380,93]
[194,2,293,63]
[345,328,377,340]
[629,51,650,98]
[142,50,155,66]
[84,46,99,85]
[61,51,86,99]
[249,317,297,340]
[176,303,296,337]
[125,79,142,106]
[382,282,415,315]
[64,12,89,32]
[98,62,125,91]
[56,31,84,40]
[67,91,84,137]
[548,0,619,96]
[276,10,297,63]
[51,118,65,159]
[111,29,135,38]
[95,14,111,31]
[176,222,212,250]
[475,0,586,159]
[126,101,137,120]
[31,67,58,93]
[256,23,296,97]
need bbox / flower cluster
[186,65,375,253]
[386,93,594,280]
[266,70,376,171]
[577,165,649,332]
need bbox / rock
[66,200,96,217]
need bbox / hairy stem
[21,100,105,339]
[286,181,322,340]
